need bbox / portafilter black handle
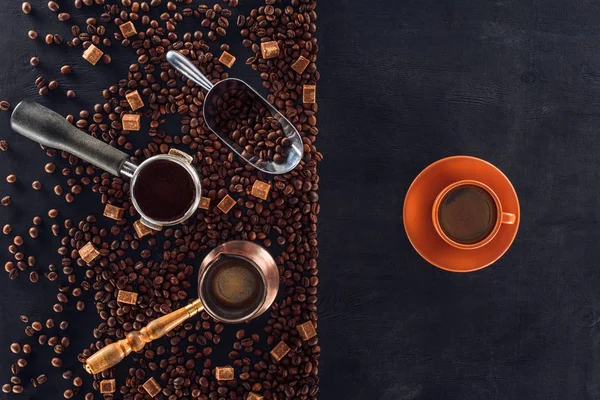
[10,100,135,177]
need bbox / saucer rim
[403,155,520,273]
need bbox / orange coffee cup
[432,180,516,250]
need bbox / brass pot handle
[84,299,204,374]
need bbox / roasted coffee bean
[22,2,31,14]
[0,140,7,151]
[64,389,74,399]
[66,90,76,99]
[32,180,42,189]
[2,384,11,393]
[36,374,47,385]
[30,271,39,283]
[48,1,59,11]
[30,56,39,66]
[51,357,62,367]
[22,344,31,354]
[17,358,27,368]
[61,370,72,379]
[73,377,83,387]
[48,80,59,90]
[28,30,38,39]
[29,227,39,238]
[2,224,11,234]
[60,65,72,75]
[12,385,23,394]
[32,321,42,331]
[6,174,16,183]
[58,13,70,21]
[1,196,11,206]
[10,343,21,354]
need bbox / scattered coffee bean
[22,2,32,14]
[0,101,10,111]
[0,140,7,151]
[32,321,42,331]
[2,196,12,206]
[60,65,72,75]
[30,271,39,283]
[48,1,59,11]
[66,90,76,99]
[48,80,59,90]
[28,30,37,39]
[10,343,21,354]
[29,227,39,238]
[32,180,42,190]
[6,174,16,183]
[30,56,39,66]
[3,224,12,235]
[51,357,62,367]
[58,13,70,21]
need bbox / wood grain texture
[317,0,600,399]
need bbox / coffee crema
[133,159,196,222]
[438,185,497,245]
[201,255,265,321]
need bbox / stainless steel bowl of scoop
[166,50,303,175]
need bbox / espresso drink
[201,256,265,321]
[438,185,498,245]
[133,160,196,222]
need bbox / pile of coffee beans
[1,0,320,399]
[214,86,291,164]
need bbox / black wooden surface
[0,0,599,399]
[316,0,600,399]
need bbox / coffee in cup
[432,180,515,250]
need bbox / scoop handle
[10,100,132,177]
[167,50,215,91]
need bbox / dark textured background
[0,0,599,399]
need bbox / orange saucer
[403,156,520,272]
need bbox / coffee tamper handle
[11,100,133,177]
[84,299,204,374]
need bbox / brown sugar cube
[296,320,317,341]
[217,194,236,214]
[119,21,137,38]
[117,290,138,305]
[260,41,280,59]
[270,341,290,361]
[134,220,154,238]
[103,204,124,220]
[125,90,144,111]
[219,51,236,68]
[142,377,161,398]
[122,113,141,131]
[303,85,316,104]
[198,197,210,210]
[215,366,234,381]
[99,379,115,394]
[251,180,271,201]
[291,55,310,74]
[78,242,99,263]
[247,393,264,400]
[82,44,104,65]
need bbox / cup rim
[197,253,268,324]
[431,180,503,250]
[130,154,202,229]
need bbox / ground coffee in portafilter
[201,255,265,321]
[133,159,196,222]
[438,184,498,244]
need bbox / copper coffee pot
[84,241,279,374]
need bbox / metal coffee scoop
[84,240,279,374]
[166,50,304,175]
[10,100,202,230]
